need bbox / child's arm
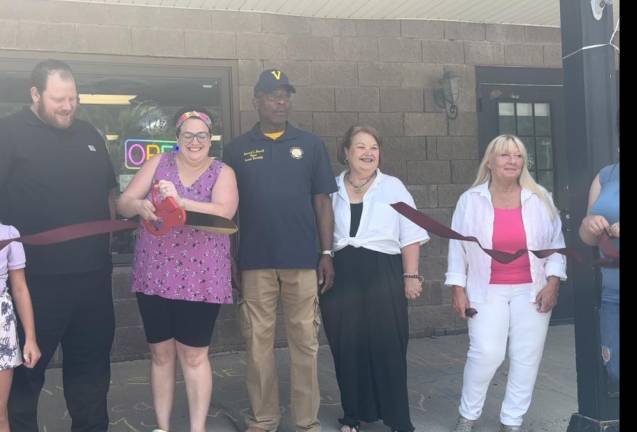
[8,269,41,368]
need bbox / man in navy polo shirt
[224,69,337,432]
[0,59,117,432]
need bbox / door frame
[476,66,563,153]
[476,66,574,323]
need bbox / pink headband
[176,111,212,129]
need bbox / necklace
[346,171,376,192]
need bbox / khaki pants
[239,269,321,432]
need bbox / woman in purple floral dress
[117,107,238,432]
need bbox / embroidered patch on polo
[289,147,303,159]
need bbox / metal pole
[559,0,619,430]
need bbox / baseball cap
[254,69,296,96]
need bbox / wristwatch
[321,250,334,258]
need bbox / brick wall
[0,0,563,362]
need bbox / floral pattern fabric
[131,152,232,304]
[0,224,25,370]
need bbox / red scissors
[142,182,187,236]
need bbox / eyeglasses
[180,132,211,143]
[262,92,291,103]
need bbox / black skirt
[320,245,414,432]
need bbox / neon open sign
[124,139,176,170]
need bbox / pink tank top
[489,207,532,285]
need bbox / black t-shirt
[224,123,337,270]
[0,107,117,274]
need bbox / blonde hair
[473,134,558,219]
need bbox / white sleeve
[7,225,26,270]
[396,183,430,248]
[544,209,567,281]
[444,193,468,287]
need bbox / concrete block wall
[0,0,564,362]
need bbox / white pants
[458,283,551,426]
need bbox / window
[498,102,554,192]
[0,56,234,264]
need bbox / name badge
[244,149,265,162]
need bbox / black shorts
[136,293,221,347]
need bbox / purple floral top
[131,152,232,304]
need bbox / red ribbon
[0,220,138,252]
[596,234,619,268]
[141,183,237,236]
[390,202,581,264]
[1,194,237,252]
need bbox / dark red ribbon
[142,183,237,236]
[391,201,581,264]
[596,234,619,268]
[1,197,237,252]
[0,220,138,252]
[0,211,238,252]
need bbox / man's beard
[36,102,75,129]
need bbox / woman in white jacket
[446,135,567,432]
[320,125,430,432]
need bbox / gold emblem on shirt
[244,149,265,162]
[289,147,304,159]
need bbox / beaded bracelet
[403,273,424,283]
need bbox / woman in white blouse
[446,135,567,432]
[320,125,429,432]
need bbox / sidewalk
[38,324,577,432]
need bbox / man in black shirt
[224,69,336,432]
[0,59,117,432]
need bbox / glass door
[477,67,573,322]
[0,57,233,263]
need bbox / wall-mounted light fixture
[433,72,460,119]
[591,0,613,20]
